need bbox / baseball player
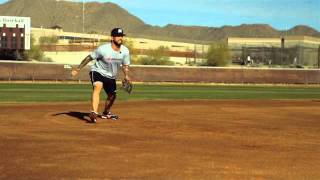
[71,27,131,123]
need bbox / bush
[134,46,174,66]
[204,42,230,66]
[124,40,138,63]
[39,35,58,45]
[135,57,174,66]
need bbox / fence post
[32,66,35,82]
[318,45,320,69]
[281,37,285,65]
[193,43,196,63]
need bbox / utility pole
[82,0,85,34]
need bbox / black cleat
[100,112,119,120]
[89,111,98,123]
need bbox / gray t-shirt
[90,43,130,79]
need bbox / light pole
[82,0,85,34]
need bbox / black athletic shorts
[89,71,116,95]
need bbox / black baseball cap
[111,28,126,37]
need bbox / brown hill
[136,24,282,42]
[285,25,320,37]
[0,0,145,33]
[1,0,319,43]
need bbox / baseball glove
[122,79,133,94]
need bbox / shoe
[89,111,98,123]
[100,111,119,120]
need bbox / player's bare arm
[71,55,94,76]
[122,65,130,81]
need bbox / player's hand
[71,69,79,77]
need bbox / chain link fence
[230,45,320,68]
[1,61,320,84]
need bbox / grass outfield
[0,83,320,103]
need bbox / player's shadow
[52,111,91,123]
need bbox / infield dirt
[0,100,319,179]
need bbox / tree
[205,42,230,66]
[24,35,52,62]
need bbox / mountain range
[1,0,319,43]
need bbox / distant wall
[44,51,91,64]
[0,61,320,84]
[43,51,197,66]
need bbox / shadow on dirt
[52,111,91,123]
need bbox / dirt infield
[0,100,319,179]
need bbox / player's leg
[104,93,116,114]
[101,78,118,120]
[101,94,118,120]
[91,82,103,113]
[88,71,103,123]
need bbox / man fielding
[71,28,130,123]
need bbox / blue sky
[0,0,319,31]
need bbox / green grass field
[0,83,320,103]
